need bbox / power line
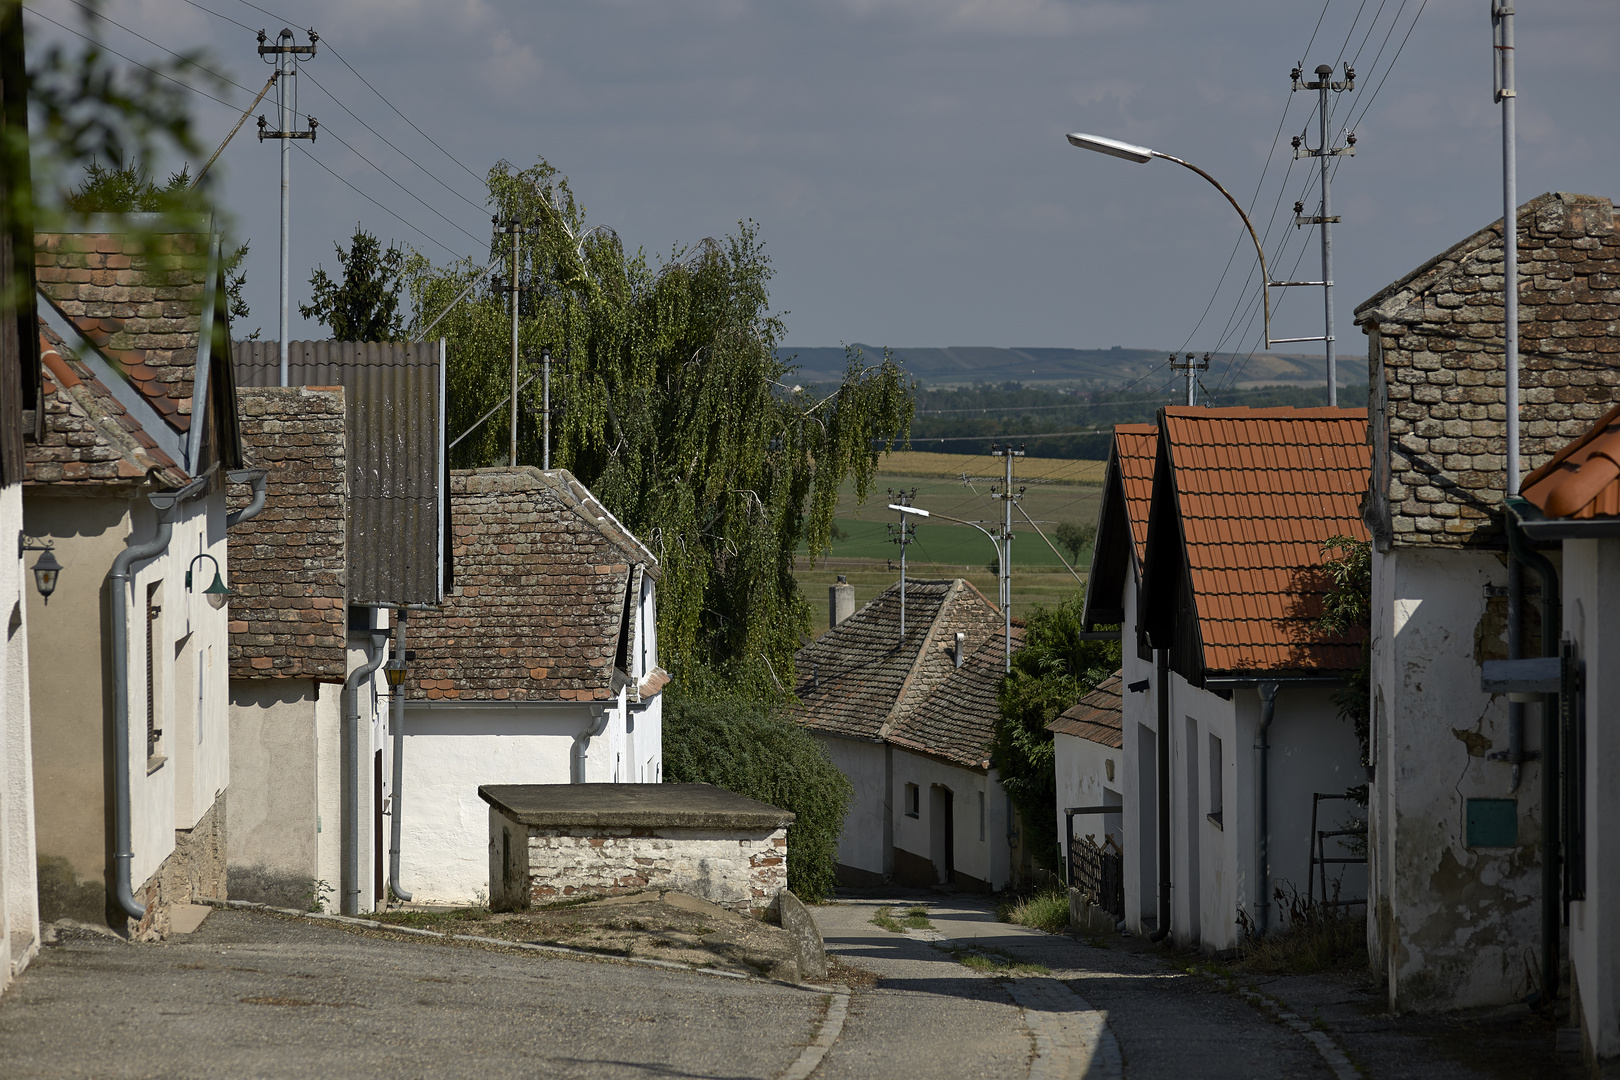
[174,0,257,33]
[24,7,244,112]
[295,144,461,259]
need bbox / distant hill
[777,344,1367,390]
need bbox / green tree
[1053,521,1096,564]
[661,686,852,900]
[406,157,913,689]
[1313,535,1372,802]
[301,226,407,341]
[993,592,1119,873]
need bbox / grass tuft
[943,944,1050,976]
[998,889,1071,934]
[1236,883,1367,975]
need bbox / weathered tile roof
[1082,424,1157,630]
[407,468,659,702]
[1046,672,1123,749]
[1148,407,1371,676]
[35,226,213,433]
[790,578,1013,768]
[1521,400,1620,519]
[1354,191,1620,548]
[26,321,186,488]
[235,341,446,605]
[227,388,349,681]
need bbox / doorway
[929,785,954,885]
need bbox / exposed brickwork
[35,230,212,433]
[227,388,348,680]
[1355,191,1620,548]
[408,467,659,701]
[25,322,187,489]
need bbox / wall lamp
[19,535,62,603]
[383,659,408,688]
[185,552,233,610]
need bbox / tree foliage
[993,592,1119,873]
[1314,535,1372,799]
[302,226,406,341]
[1053,521,1096,564]
[661,686,852,901]
[406,157,913,687]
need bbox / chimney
[829,575,855,628]
[954,631,967,668]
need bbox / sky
[22,0,1620,386]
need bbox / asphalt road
[0,910,825,1079]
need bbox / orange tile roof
[1521,401,1620,519]
[1158,407,1370,675]
[1115,425,1156,565]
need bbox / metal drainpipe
[572,703,611,783]
[1150,648,1173,943]
[341,630,389,915]
[225,469,268,528]
[1256,681,1279,934]
[388,608,412,904]
[109,476,209,922]
[1505,508,1562,1002]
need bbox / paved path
[0,909,825,1079]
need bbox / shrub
[662,684,852,902]
[999,889,1071,934]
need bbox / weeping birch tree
[406,158,913,692]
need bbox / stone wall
[490,809,788,914]
[129,794,228,941]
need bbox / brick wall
[1356,192,1620,549]
[227,387,347,680]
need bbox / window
[904,783,920,818]
[1207,732,1223,827]
[145,584,163,765]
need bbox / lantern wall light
[19,535,62,603]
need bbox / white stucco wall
[1052,731,1122,872]
[1371,546,1543,1012]
[815,734,887,881]
[1562,537,1620,1060]
[890,748,1009,891]
[1,482,39,984]
[227,679,321,906]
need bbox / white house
[1085,408,1369,951]
[1353,191,1619,1012]
[26,219,248,938]
[791,578,1019,892]
[1048,673,1124,910]
[400,467,665,905]
[1514,402,1620,1067]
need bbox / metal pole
[1497,1,1520,494]
[1003,448,1013,672]
[542,348,551,470]
[1317,67,1337,407]
[509,223,520,466]
[899,512,907,639]
[278,33,291,387]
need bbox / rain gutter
[341,630,389,915]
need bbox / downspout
[387,608,411,903]
[109,475,209,922]
[225,468,268,528]
[572,702,611,783]
[1505,508,1562,1003]
[1256,681,1279,934]
[341,629,389,916]
[1150,648,1173,942]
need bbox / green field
[792,458,1102,639]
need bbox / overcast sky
[23,0,1620,377]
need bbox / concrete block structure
[482,783,791,913]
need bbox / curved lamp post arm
[1149,151,1271,350]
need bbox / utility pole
[990,444,1025,672]
[886,488,917,639]
[256,27,317,387]
[1277,62,1355,406]
[494,219,528,465]
[1170,352,1210,406]
[1494,2,1519,494]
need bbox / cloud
[838,0,1147,38]
[477,33,541,95]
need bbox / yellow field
[876,451,1104,486]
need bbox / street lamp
[1065,132,1272,350]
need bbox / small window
[146,584,162,764]
[904,783,920,818]
[1207,732,1223,827]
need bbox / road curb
[1182,963,1359,1080]
[777,986,851,1080]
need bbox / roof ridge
[877,577,964,739]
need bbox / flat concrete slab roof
[479,783,795,831]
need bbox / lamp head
[31,548,61,603]
[384,660,408,689]
[1065,132,1154,164]
[185,553,233,610]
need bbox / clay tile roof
[1046,672,1123,749]
[406,468,660,703]
[1115,425,1157,564]
[1521,401,1620,519]
[227,388,349,681]
[790,578,1012,767]
[1156,406,1370,675]
[34,227,215,434]
[26,320,187,489]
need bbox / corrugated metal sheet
[234,341,446,605]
